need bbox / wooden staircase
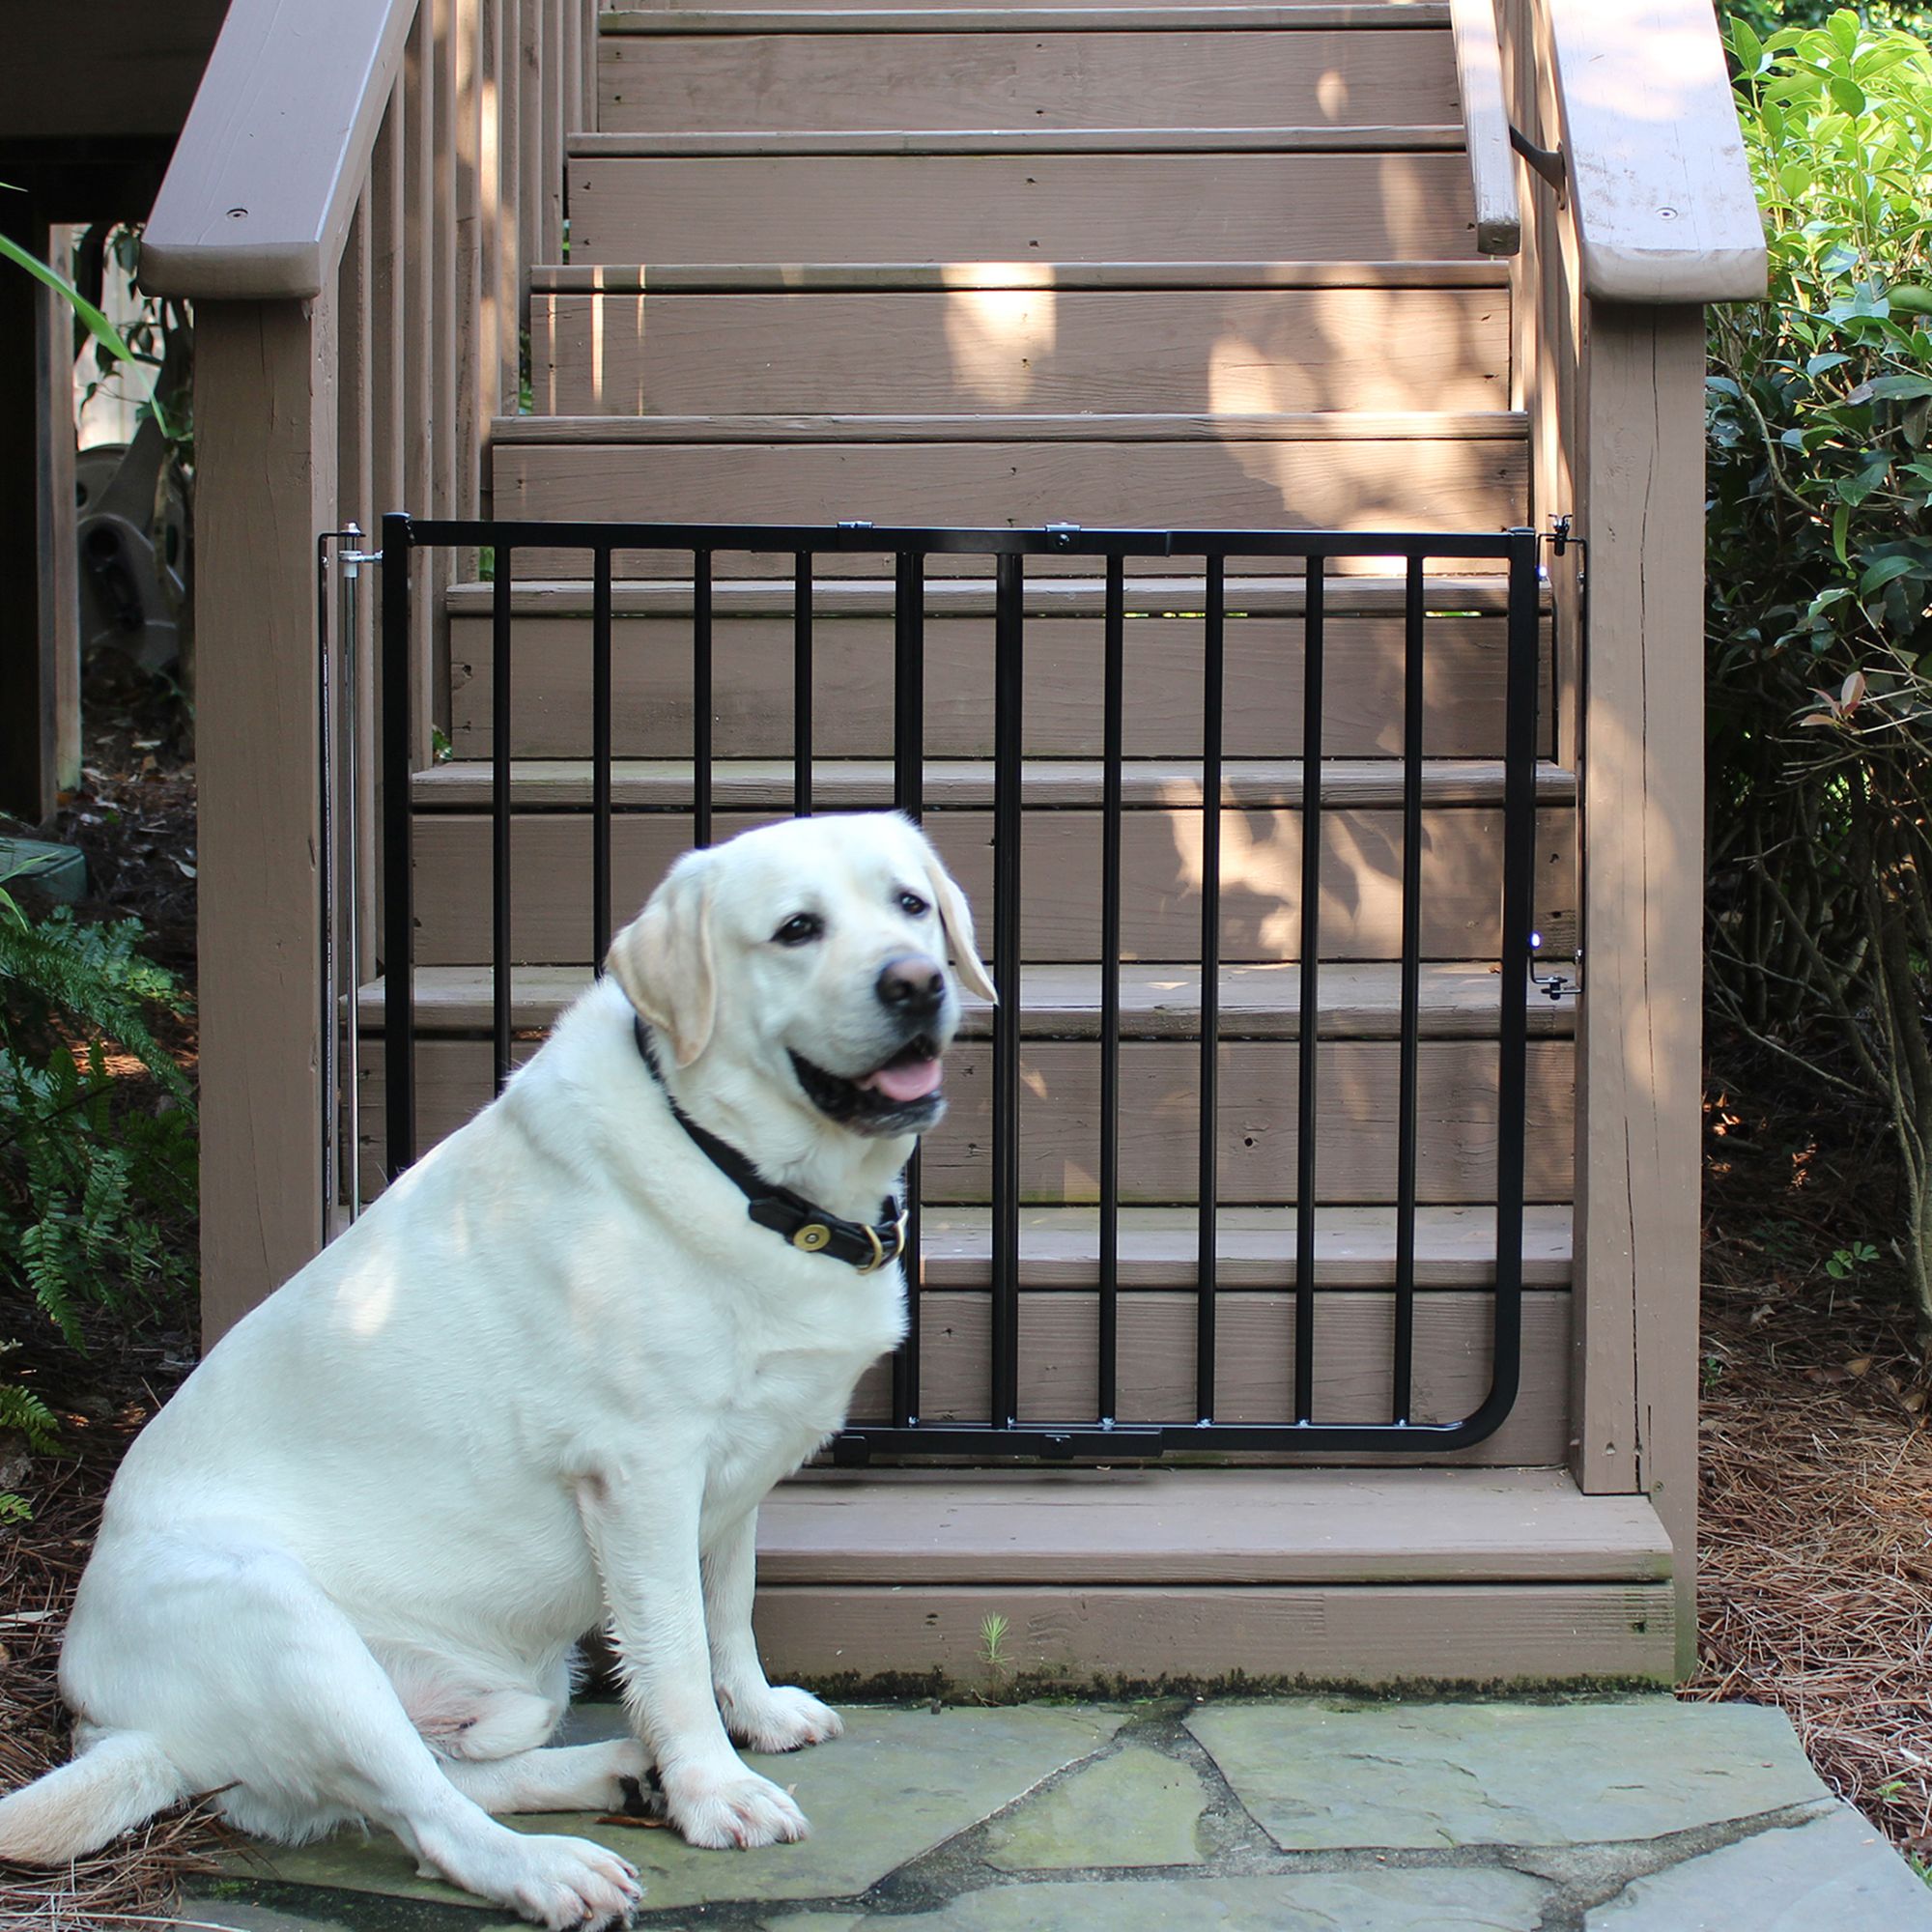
[359,0,1674,1685]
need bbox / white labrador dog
[0,812,995,1929]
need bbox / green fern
[0,883,197,1464]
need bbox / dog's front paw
[719,1683,844,1753]
[498,1833,642,1931]
[665,1762,809,1849]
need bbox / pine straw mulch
[1683,1031,1932,1870]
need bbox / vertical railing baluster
[1395,553,1425,1422]
[894,549,925,1431]
[1197,554,1225,1425]
[1294,556,1325,1422]
[793,551,813,818]
[1099,554,1125,1427]
[382,514,416,1180]
[592,543,613,969]
[1492,531,1539,1426]
[992,552,1025,1432]
[492,546,514,1094]
[694,548,713,848]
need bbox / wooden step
[567,153,1482,267]
[572,128,1465,155]
[361,1030,1573,1203]
[605,6,1456,28]
[356,959,1575,1038]
[411,755,1575,810]
[749,1467,1675,1687]
[445,573,1549,760]
[529,260,1512,291]
[597,17,1459,137]
[529,284,1508,416]
[489,412,1529,575]
[406,795,1576,966]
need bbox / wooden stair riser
[845,1288,1566,1455]
[568,154,1481,265]
[358,1035,1574,1202]
[448,607,1550,760]
[599,27,1460,134]
[530,287,1509,417]
[490,438,1529,576]
[407,805,1577,964]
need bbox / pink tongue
[861,1056,944,1103]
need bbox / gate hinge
[1510,123,1566,198]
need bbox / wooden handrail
[1546,0,1766,303]
[1449,0,1521,256]
[142,0,415,299]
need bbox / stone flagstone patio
[181,1695,1932,1931]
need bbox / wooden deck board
[756,1467,1668,1582]
[598,27,1460,136]
[356,958,1575,1037]
[410,755,1575,810]
[528,260,1515,292]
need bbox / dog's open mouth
[790,1036,946,1133]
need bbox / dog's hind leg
[64,1534,641,1930]
[441,1738,657,1817]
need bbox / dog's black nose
[877,953,945,1017]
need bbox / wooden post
[194,298,335,1341]
[0,205,81,824]
[1571,302,1706,1671]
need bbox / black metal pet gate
[368,516,1545,1459]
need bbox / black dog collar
[634,1016,909,1274]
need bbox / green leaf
[1889,285,1932,315]
[0,235,174,440]
[1833,501,1851,566]
[1827,75,1866,116]
[1731,19,1765,77]
[1859,554,1926,595]
[1869,374,1932,400]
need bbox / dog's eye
[772,912,824,947]
[897,892,930,918]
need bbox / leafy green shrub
[1707,9,1932,1332]
[0,884,196,1504]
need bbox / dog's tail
[0,1731,187,1864]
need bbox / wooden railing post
[1572,302,1708,1674]
[193,298,336,1341]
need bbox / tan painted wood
[493,437,1530,576]
[445,603,1550,761]
[568,153,1482,266]
[403,3,440,766]
[572,128,1468,155]
[759,1466,1662,1581]
[1573,306,1706,1675]
[598,26,1459,135]
[1448,0,1520,255]
[607,0,1455,17]
[411,755,1575,810]
[531,259,1515,292]
[851,1291,1568,1459]
[194,300,334,1341]
[406,804,1577,963]
[1547,0,1766,303]
[753,1580,1676,1686]
[363,1033,1575,1202]
[530,287,1509,416]
[357,959,1576,1037]
[141,0,415,300]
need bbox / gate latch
[1528,930,1580,1004]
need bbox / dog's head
[607,813,997,1140]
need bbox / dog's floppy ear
[913,832,998,1006]
[607,851,718,1066]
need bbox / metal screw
[226,207,248,220]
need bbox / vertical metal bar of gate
[381,513,416,1179]
[1196,556,1225,1424]
[1293,557,1325,1422]
[1098,555,1125,1426]
[492,550,515,1094]
[1394,554,1426,1421]
[991,553,1025,1430]
[893,551,925,1430]
[591,545,613,969]
[793,553,813,819]
[693,549,713,849]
